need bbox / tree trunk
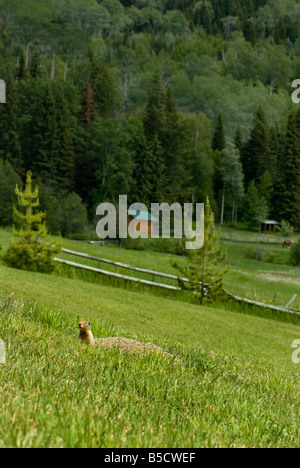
[235,201,238,225]
[220,185,225,226]
[51,52,56,79]
[26,44,30,69]
[231,198,235,226]
[64,57,68,82]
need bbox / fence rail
[225,291,300,316]
[55,248,300,316]
[60,248,193,284]
[54,257,181,291]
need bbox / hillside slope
[0,263,299,447]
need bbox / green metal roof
[128,209,158,222]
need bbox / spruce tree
[242,180,269,223]
[242,106,273,186]
[90,58,120,118]
[81,83,98,127]
[280,112,300,227]
[234,123,243,154]
[32,84,59,186]
[30,48,42,78]
[0,159,22,227]
[211,113,226,217]
[125,116,154,205]
[16,49,27,82]
[55,88,75,192]
[143,70,165,140]
[3,171,61,273]
[212,113,225,152]
[270,126,286,220]
[0,72,23,176]
[143,71,167,202]
[174,197,229,305]
[161,87,193,203]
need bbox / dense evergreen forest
[1,0,300,235]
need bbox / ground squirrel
[78,321,176,358]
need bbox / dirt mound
[94,336,175,358]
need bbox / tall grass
[0,295,299,448]
[54,263,300,325]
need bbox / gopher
[78,321,175,358]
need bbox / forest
[0,0,300,236]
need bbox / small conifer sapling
[3,171,62,273]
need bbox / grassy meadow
[0,227,300,447]
[2,226,300,308]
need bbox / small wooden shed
[127,210,158,236]
[258,219,279,233]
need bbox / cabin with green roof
[127,209,158,236]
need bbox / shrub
[277,220,294,237]
[244,245,264,262]
[3,241,61,273]
[289,240,300,266]
[264,254,275,264]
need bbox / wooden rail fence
[55,248,300,316]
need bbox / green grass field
[0,228,300,447]
[1,227,300,309]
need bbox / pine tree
[200,2,213,34]
[242,180,269,223]
[211,113,226,217]
[161,87,193,203]
[242,180,260,222]
[125,116,154,205]
[3,171,61,272]
[267,125,279,182]
[30,48,42,78]
[173,197,229,305]
[55,87,75,192]
[234,123,243,154]
[270,126,285,219]
[143,71,167,202]
[241,106,273,186]
[279,112,300,227]
[32,84,59,186]
[90,58,120,118]
[243,18,256,45]
[212,113,225,152]
[0,72,23,176]
[143,70,165,139]
[82,82,98,127]
[257,170,273,206]
[16,49,27,82]
[83,117,133,207]
[274,18,286,44]
[0,159,22,227]
[145,134,166,203]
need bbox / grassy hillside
[1,227,300,447]
[1,227,300,309]
[0,262,299,447]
